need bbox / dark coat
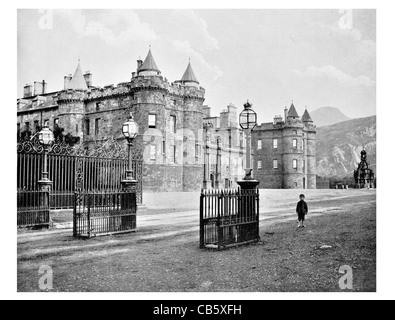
[296,200,308,215]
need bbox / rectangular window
[257,160,263,170]
[257,140,262,150]
[17,123,20,132]
[96,102,101,111]
[169,145,176,163]
[273,159,278,169]
[293,130,297,135]
[273,139,278,149]
[85,119,90,135]
[170,115,176,133]
[293,159,298,169]
[44,119,49,127]
[293,139,297,148]
[95,118,100,135]
[162,139,166,156]
[302,139,305,151]
[149,114,156,128]
[150,145,156,162]
[76,124,79,134]
[34,120,39,132]
[196,143,202,158]
[25,122,30,132]
[54,118,59,128]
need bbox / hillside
[310,107,350,127]
[316,116,376,178]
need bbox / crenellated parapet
[57,90,86,104]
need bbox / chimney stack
[64,74,72,90]
[84,71,92,87]
[284,107,289,120]
[33,80,47,96]
[23,84,32,98]
[137,59,143,72]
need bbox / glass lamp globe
[122,115,139,139]
[38,126,54,146]
[239,101,257,130]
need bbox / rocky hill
[316,115,376,178]
[310,107,350,127]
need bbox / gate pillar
[38,177,52,209]
[121,178,138,230]
[237,177,260,242]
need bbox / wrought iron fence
[200,188,260,250]
[73,191,137,238]
[17,191,50,228]
[17,137,143,209]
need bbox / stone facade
[203,104,246,189]
[17,49,246,193]
[251,104,317,189]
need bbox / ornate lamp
[38,125,55,147]
[239,100,257,130]
[122,114,139,142]
[239,101,257,181]
[122,113,139,188]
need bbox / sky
[17,9,376,123]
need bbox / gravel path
[17,189,376,292]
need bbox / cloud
[172,40,223,81]
[294,65,375,87]
[55,10,158,46]
[172,10,219,51]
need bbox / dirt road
[17,189,376,292]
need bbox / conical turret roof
[68,61,88,91]
[139,49,160,73]
[181,61,199,84]
[302,108,313,122]
[287,103,300,118]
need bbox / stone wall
[252,119,316,189]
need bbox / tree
[53,126,80,146]
[17,125,80,147]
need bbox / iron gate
[17,137,143,209]
[17,191,50,228]
[73,191,137,238]
[200,188,260,250]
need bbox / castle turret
[138,48,161,76]
[67,60,88,91]
[302,108,316,189]
[178,60,199,87]
[252,103,317,190]
[302,108,313,123]
[287,103,300,120]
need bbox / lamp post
[238,100,260,190]
[203,122,213,189]
[121,113,139,191]
[37,125,54,192]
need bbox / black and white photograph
[2,0,395,302]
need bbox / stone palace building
[251,104,317,189]
[17,49,247,192]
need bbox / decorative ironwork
[200,188,260,250]
[17,136,144,208]
[17,190,50,228]
[73,191,137,238]
[75,157,84,193]
[17,135,143,160]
